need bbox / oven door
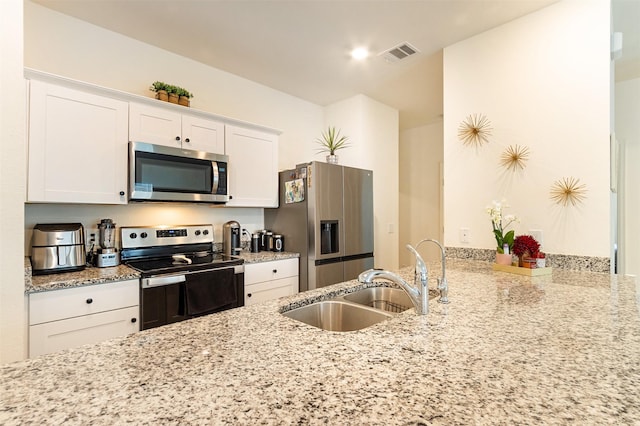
[129,141,229,203]
[140,265,244,330]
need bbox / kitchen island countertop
[4,259,639,424]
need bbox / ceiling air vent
[379,42,420,63]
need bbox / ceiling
[33,0,633,130]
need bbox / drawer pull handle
[273,269,278,274]
[247,293,252,298]
[86,298,93,304]
[131,318,137,323]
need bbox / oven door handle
[142,274,187,288]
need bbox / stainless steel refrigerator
[264,161,374,292]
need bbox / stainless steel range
[120,224,244,330]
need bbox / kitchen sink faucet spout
[415,238,449,304]
[358,243,429,315]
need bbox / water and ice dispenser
[320,220,339,255]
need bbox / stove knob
[140,232,148,239]
[129,232,137,239]
[203,229,209,235]
[195,230,201,236]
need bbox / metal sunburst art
[458,113,493,147]
[550,177,587,206]
[500,144,530,171]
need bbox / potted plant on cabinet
[315,126,350,164]
[177,87,194,107]
[150,81,169,102]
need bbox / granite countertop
[236,250,299,264]
[5,259,639,424]
[24,252,298,293]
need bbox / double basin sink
[282,286,429,332]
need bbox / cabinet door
[181,115,225,154]
[245,258,299,285]
[29,279,139,325]
[245,276,298,306]
[129,102,182,148]
[28,80,128,204]
[29,306,139,358]
[224,125,279,207]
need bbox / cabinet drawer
[244,258,299,285]
[245,276,298,306]
[29,306,140,357]
[29,279,139,325]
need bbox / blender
[96,218,120,267]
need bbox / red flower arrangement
[512,235,541,257]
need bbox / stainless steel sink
[282,300,393,331]
[342,287,414,313]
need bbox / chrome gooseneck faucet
[415,238,449,304]
[358,239,449,315]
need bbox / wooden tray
[492,264,553,276]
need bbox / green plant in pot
[176,87,194,107]
[165,85,180,104]
[315,126,350,164]
[150,81,169,101]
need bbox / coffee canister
[265,231,273,251]
[259,230,268,251]
[251,233,260,253]
[272,235,284,252]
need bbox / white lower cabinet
[29,279,139,357]
[244,258,299,306]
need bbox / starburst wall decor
[500,144,530,171]
[550,177,587,206]
[458,114,493,147]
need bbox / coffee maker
[96,218,120,267]
[223,220,241,255]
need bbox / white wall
[443,0,610,257]
[324,95,400,270]
[399,120,444,266]
[615,77,640,276]
[0,0,27,363]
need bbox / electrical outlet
[530,229,543,246]
[460,228,470,243]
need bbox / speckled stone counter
[237,250,299,264]
[4,259,639,424]
[25,264,141,293]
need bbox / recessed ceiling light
[350,47,369,60]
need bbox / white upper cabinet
[129,102,225,154]
[225,125,279,207]
[27,80,128,204]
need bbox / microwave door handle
[211,161,219,193]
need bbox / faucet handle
[437,277,449,304]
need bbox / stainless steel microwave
[128,141,229,203]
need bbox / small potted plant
[150,81,169,102]
[486,200,518,265]
[165,85,179,104]
[177,87,194,107]
[512,235,541,267]
[315,126,350,164]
